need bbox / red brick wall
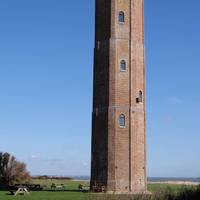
[91,0,147,194]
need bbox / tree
[0,152,31,185]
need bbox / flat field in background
[0,179,198,200]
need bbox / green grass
[148,183,185,193]
[0,180,199,200]
[0,191,88,200]
[0,179,89,200]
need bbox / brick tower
[90,0,147,194]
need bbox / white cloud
[31,155,38,159]
[168,97,183,104]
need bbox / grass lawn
[0,180,198,200]
[0,179,89,200]
[148,183,185,193]
[0,191,88,200]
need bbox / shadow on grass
[176,186,200,200]
[44,189,89,193]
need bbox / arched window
[119,114,125,127]
[118,11,125,23]
[120,60,126,71]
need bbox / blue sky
[0,0,200,177]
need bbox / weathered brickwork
[91,0,147,194]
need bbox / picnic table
[15,187,30,196]
[9,184,43,196]
[90,183,106,193]
[10,186,30,196]
[14,184,43,191]
[51,183,65,190]
[78,184,90,191]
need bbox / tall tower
[91,0,147,194]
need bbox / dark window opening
[119,114,125,127]
[136,91,143,103]
[120,60,126,71]
[118,11,125,23]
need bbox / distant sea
[148,177,200,183]
[72,176,200,182]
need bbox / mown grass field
[0,179,89,200]
[0,191,88,200]
[0,179,198,200]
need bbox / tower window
[97,41,100,49]
[118,11,125,23]
[139,91,143,102]
[120,60,126,71]
[119,114,125,127]
[136,91,143,103]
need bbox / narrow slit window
[139,91,143,102]
[120,60,126,71]
[136,91,143,103]
[119,114,125,127]
[118,11,125,23]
